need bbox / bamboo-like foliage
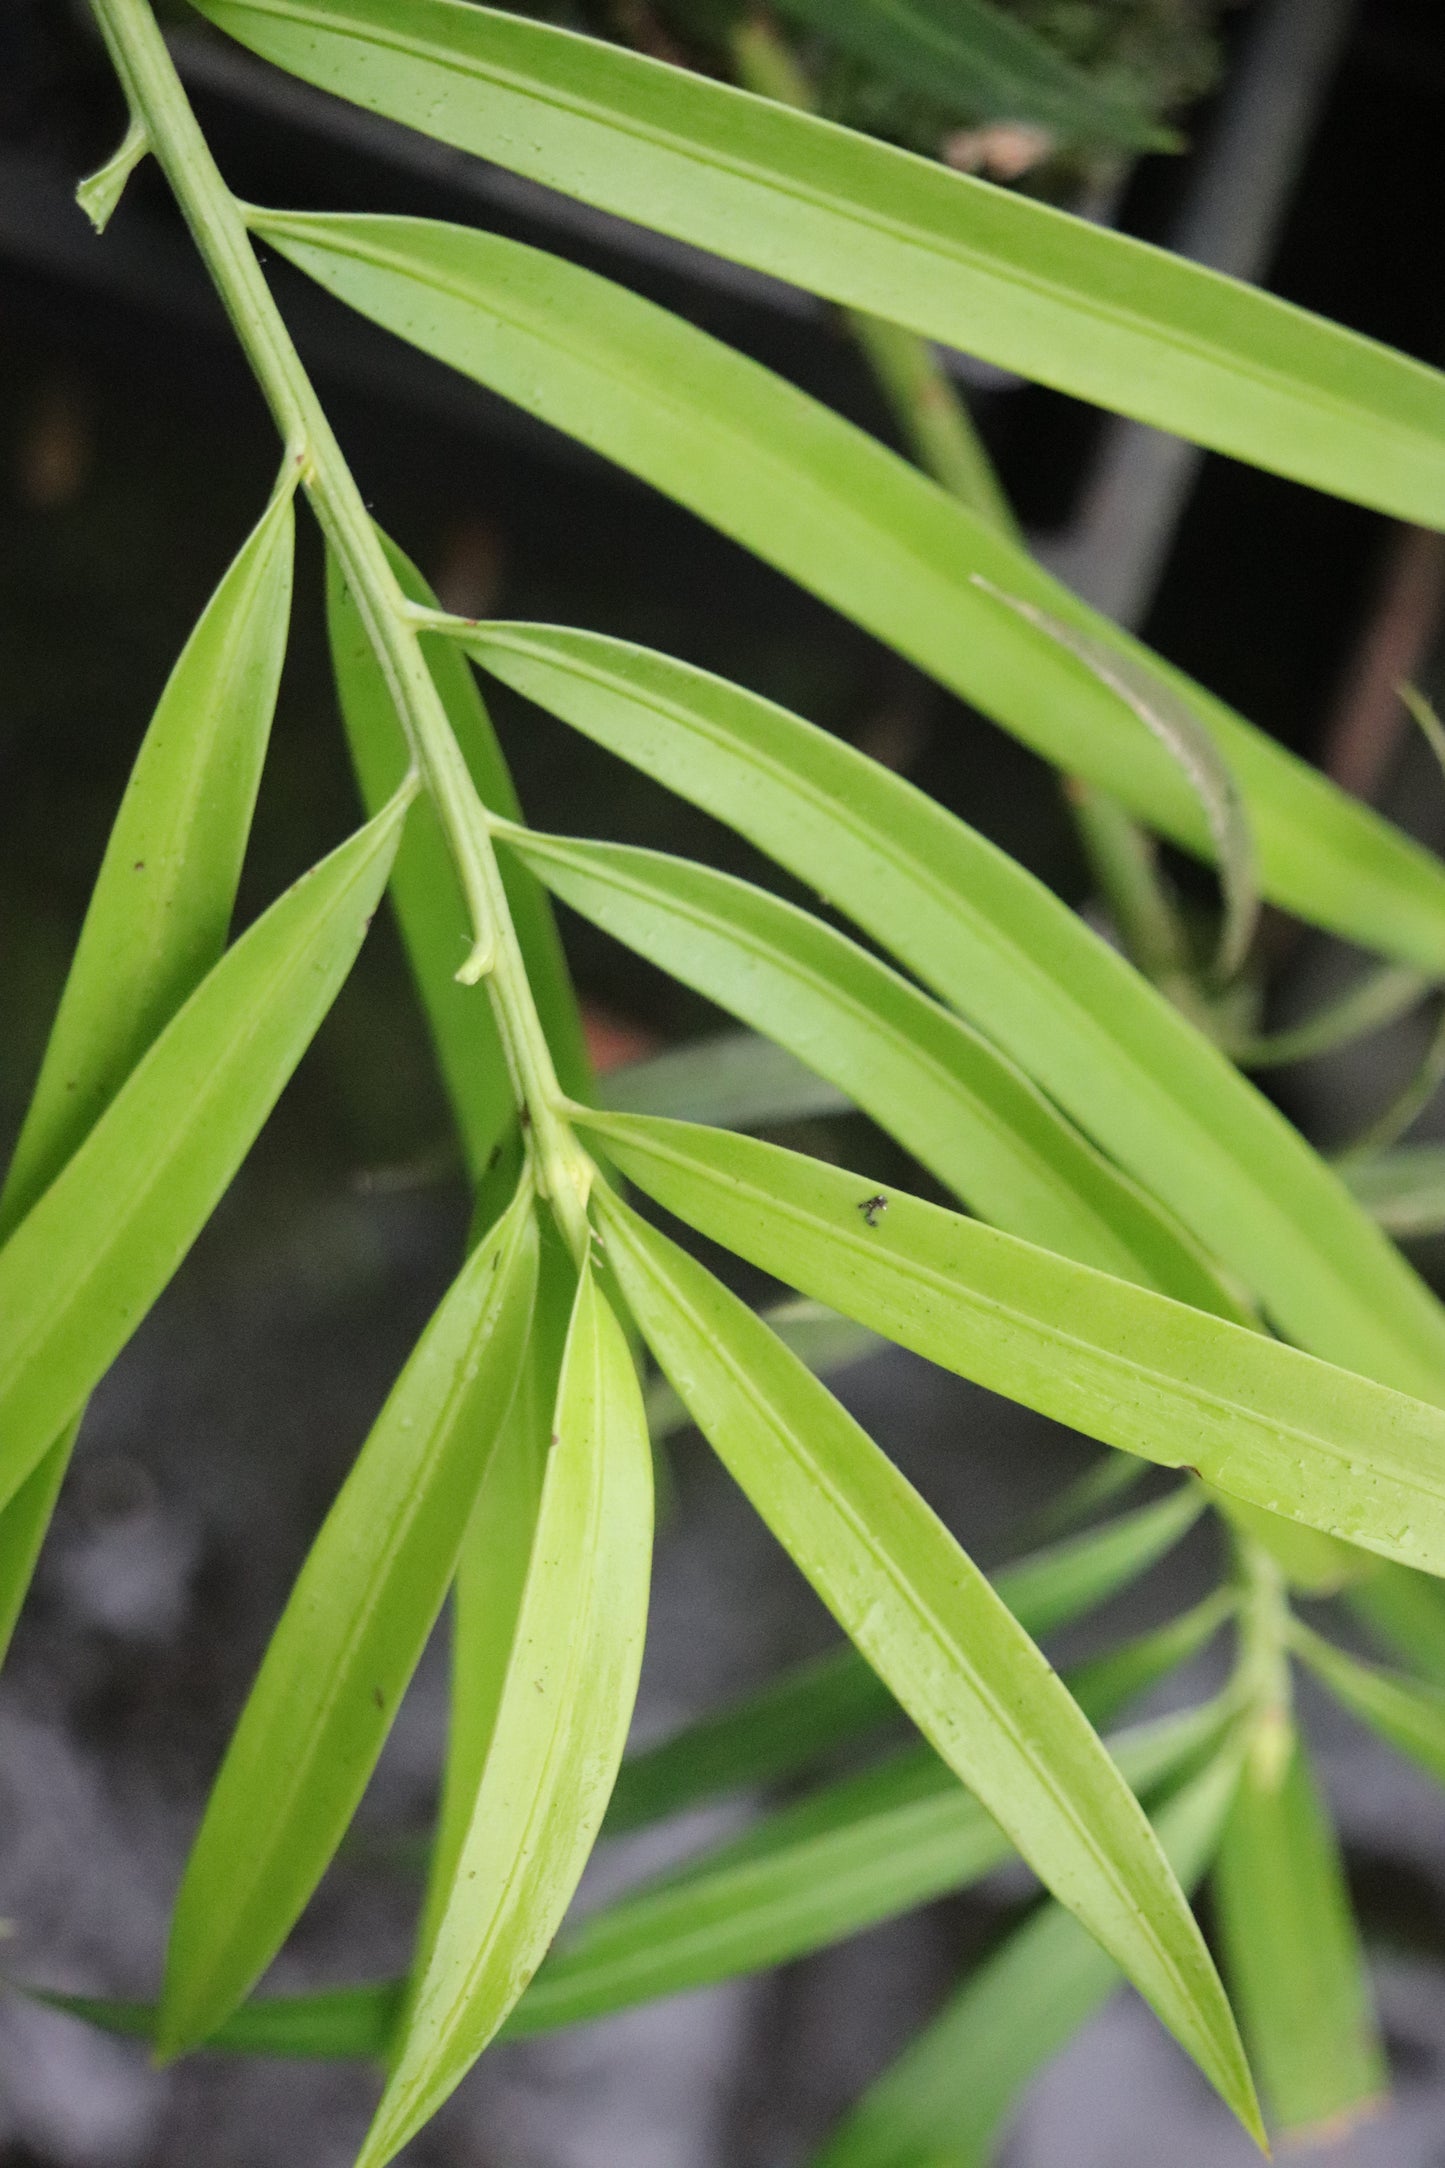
[8,0,1445,2157]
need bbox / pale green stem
[86,0,594,1258]
[1231,1534,1293,1786]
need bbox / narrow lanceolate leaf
[1063,1591,1237,1726]
[0,792,410,1512]
[158,1177,540,2058]
[1292,1620,1445,1790]
[467,627,1445,1398]
[32,1980,402,2062]
[582,1112,1445,1575]
[252,211,1445,982]
[510,828,1240,1313]
[0,480,295,1236]
[208,0,1445,527]
[22,1703,1223,2063]
[770,0,1169,148]
[1214,1725,1386,2139]
[511,1701,1226,2037]
[607,1485,1204,1833]
[0,481,294,1655]
[593,1189,1258,2141]
[327,536,588,1183]
[416,1216,577,1970]
[362,1268,653,2168]
[814,1744,1243,2168]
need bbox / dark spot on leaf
[372,1687,384,1710]
[485,1142,502,1173]
[550,1432,560,1448]
[132,859,145,871]
[858,1193,889,1228]
[519,1105,532,1130]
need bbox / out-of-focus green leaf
[19,1703,1225,2063]
[1210,1494,1368,1596]
[603,1028,851,1130]
[1232,965,1430,1072]
[1343,1144,1445,1237]
[1347,1563,1445,1689]
[211,2,1445,527]
[467,626,1445,1397]
[251,211,1445,986]
[769,0,1169,148]
[581,1111,1445,1572]
[361,1267,652,2168]
[607,1485,1205,1833]
[1292,1620,1445,1789]
[327,535,588,1184]
[1028,1452,1148,1543]
[1214,1723,1386,2139]
[0,482,295,1659]
[1063,1591,1236,1725]
[0,792,410,1515]
[158,1177,539,2058]
[512,827,1240,1309]
[813,1741,1243,2168]
[594,1190,1257,2138]
[32,1980,402,2061]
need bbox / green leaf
[1292,1619,1445,1790]
[207,1,1445,527]
[812,1741,1243,2168]
[416,1215,577,1969]
[19,1702,1224,2065]
[511,1700,1228,2038]
[1,480,295,1235]
[1214,1722,1386,2139]
[326,536,589,1183]
[607,1486,1205,1833]
[1343,1144,1445,1237]
[592,1189,1258,2139]
[361,1265,653,2168]
[581,1110,1445,1573]
[158,1175,539,2058]
[30,1980,402,2061]
[0,479,295,1663]
[464,625,1445,1397]
[603,1028,851,1130]
[1231,964,1430,1072]
[509,828,1242,1311]
[249,211,1445,983]
[769,0,1170,148]
[1346,1562,1445,1689]
[1063,1590,1236,1728]
[0,792,411,1514]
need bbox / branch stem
[87,0,593,1257]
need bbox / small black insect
[858,1192,889,1228]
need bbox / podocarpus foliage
[9,0,1445,2158]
